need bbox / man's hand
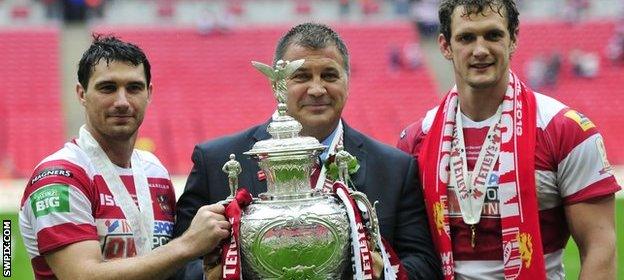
[367,239,384,279]
[372,250,384,279]
[203,250,223,280]
[180,204,231,258]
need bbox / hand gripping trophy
[222,153,241,198]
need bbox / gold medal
[470,224,476,248]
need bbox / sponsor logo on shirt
[595,137,614,175]
[98,219,173,259]
[149,183,170,189]
[30,184,70,218]
[105,220,120,233]
[99,219,173,235]
[448,185,500,218]
[154,221,174,235]
[31,168,72,185]
[99,194,138,207]
[564,110,595,131]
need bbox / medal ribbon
[77,125,154,256]
[449,104,502,225]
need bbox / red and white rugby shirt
[398,93,620,279]
[19,141,176,279]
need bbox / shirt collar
[319,122,340,163]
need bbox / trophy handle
[350,191,380,250]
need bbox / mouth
[470,62,495,70]
[108,115,134,123]
[301,103,331,108]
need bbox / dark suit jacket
[174,121,442,280]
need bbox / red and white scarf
[333,181,408,280]
[418,72,546,280]
[221,188,253,280]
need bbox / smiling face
[283,44,349,140]
[439,5,517,91]
[77,60,152,143]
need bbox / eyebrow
[93,80,146,88]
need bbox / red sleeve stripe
[36,223,98,255]
[23,159,93,207]
[564,177,621,205]
[544,109,599,163]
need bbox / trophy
[223,59,382,279]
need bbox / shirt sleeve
[19,160,98,256]
[545,108,621,204]
[397,119,427,160]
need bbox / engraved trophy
[222,59,368,279]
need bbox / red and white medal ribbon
[449,104,503,225]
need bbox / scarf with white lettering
[221,188,253,280]
[418,72,545,279]
[333,181,408,280]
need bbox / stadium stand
[93,22,440,174]
[512,20,624,164]
[0,27,64,178]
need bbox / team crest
[433,201,445,236]
[517,232,533,269]
[156,195,171,213]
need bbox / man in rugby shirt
[19,35,230,280]
[397,0,619,279]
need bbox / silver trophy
[232,59,355,279]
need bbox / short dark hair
[439,0,519,43]
[273,22,350,75]
[77,34,151,89]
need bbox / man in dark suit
[174,22,441,280]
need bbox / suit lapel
[246,121,368,194]
[342,123,367,192]
[246,121,272,196]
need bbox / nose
[473,37,489,59]
[307,78,327,97]
[113,89,131,109]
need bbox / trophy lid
[245,60,326,157]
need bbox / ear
[76,82,87,107]
[147,83,153,103]
[510,37,518,55]
[438,33,453,60]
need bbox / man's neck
[303,124,337,143]
[457,78,508,122]
[86,127,135,168]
